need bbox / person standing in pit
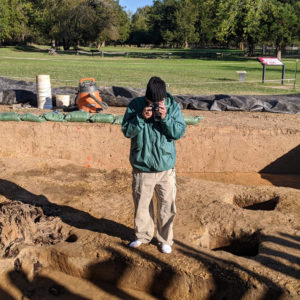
[122,76,186,254]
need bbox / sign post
[294,59,298,90]
[258,57,285,84]
[262,64,266,83]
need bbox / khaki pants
[132,168,176,245]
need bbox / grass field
[0,45,299,95]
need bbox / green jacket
[122,92,186,172]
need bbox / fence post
[294,59,298,90]
[281,64,285,85]
[262,65,266,83]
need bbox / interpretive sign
[258,57,284,66]
[258,57,285,84]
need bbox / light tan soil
[0,105,299,299]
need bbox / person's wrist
[160,114,168,122]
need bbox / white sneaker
[161,244,172,254]
[129,240,142,248]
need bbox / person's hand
[158,100,167,119]
[142,105,153,119]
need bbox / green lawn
[0,45,299,95]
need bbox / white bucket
[55,94,70,108]
[36,75,52,109]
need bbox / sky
[119,0,154,13]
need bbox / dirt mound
[0,201,69,258]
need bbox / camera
[151,103,161,121]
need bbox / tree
[216,0,251,49]
[115,2,130,44]
[147,0,172,45]
[214,0,298,57]
[0,0,36,44]
[243,0,267,55]
[91,0,120,48]
[147,0,198,47]
[295,1,300,43]
[259,0,298,59]
[129,6,152,46]
[0,0,11,43]
[174,0,199,48]
[39,0,99,50]
[195,0,219,46]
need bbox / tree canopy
[0,0,299,57]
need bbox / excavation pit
[243,197,279,211]
[233,195,280,211]
[65,234,78,243]
[213,231,261,257]
[0,107,299,299]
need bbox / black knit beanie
[145,76,167,102]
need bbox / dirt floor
[0,105,299,299]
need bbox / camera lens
[152,103,161,121]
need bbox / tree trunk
[248,43,255,56]
[184,39,189,49]
[277,49,282,60]
[239,41,245,51]
[51,40,56,48]
[97,41,106,49]
[63,43,71,51]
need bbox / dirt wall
[0,111,299,174]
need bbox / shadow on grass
[219,64,264,72]
[6,45,256,60]
[14,45,48,53]
[215,78,236,81]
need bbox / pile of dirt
[0,201,70,258]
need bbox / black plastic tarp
[174,94,300,113]
[1,76,299,114]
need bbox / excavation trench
[0,108,299,299]
[22,242,251,300]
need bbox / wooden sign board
[258,57,284,66]
[258,57,285,84]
